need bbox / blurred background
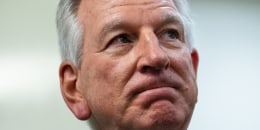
[0,0,259,130]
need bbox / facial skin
[59,0,199,130]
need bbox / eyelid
[105,33,136,50]
[156,27,185,48]
[101,33,135,55]
[110,34,131,44]
[158,28,180,39]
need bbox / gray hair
[56,0,194,66]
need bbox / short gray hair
[56,0,194,66]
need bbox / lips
[128,73,183,108]
[135,87,178,108]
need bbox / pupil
[119,35,129,43]
[168,32,177,39]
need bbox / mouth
[129,76,182,108]
[135,87,178,108]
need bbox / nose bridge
[136,28,170,71]
[142,30,165,59]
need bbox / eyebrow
[158,12,184,28]
[98,18,130,43]
[98,12,184,42]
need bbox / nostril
[140,65,162,74]
[139,55,170,74]
[164,60,170,69]
[141,66,150,73]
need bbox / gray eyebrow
[98,18,129,42]
[160,13,183,26]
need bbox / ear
[59,61,91,120]
[191,49,199,76]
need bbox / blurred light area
[0,0,90,130]
[0,52,59,100]
[189,0,260,130]
[0,0,60,100]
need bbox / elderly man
[57,0,199,129]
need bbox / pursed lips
[127,74,182,108]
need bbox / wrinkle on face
[78,0,183,52]
[78,0,178,27]
[75,0,198,130]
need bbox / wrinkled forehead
[77,0,178,22]
[79,0,176,8]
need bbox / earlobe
[191,49,199,76]
[59,61,91,120]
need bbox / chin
[133,106,191,130]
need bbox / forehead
[79,0,175,9]
[78,0,179,23]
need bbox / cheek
[79,58,120,120]
[168,48,198,102]
[80,54,136,116]
[82,56,118,98]
[168,48,194,79]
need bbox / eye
[162,29,179,40]
[159,29,183,48]
[104,33,134,54]
[110,34,132,45]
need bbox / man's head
[57,0,199,130]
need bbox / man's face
[75,0,198,129]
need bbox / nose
[136,29,170,74]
